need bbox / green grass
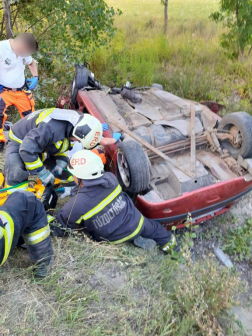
[85,0,252,114]
[0,237,243,335]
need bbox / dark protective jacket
[53,172,144,243]
[8,108,81,175]
[0,191,50,265]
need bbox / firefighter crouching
[48,150,177,253]
[4,107,119,193]
[0,191,53,278]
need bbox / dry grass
[0,235,243,335]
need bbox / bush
[222,219,252,261]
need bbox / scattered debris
[213,245,233,268]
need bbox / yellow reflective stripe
[0,211,14,266]
[0,227,4,239]
[54,141,62,149]
[6,182,28,194]
[54,152,68,158]
[53,139,69,154]
[112,216,144,244]
[47,215,55,223]
[24,158,43,170]
[59,175,74,183]
[60,138,69,153]
[76,185,122,223]
[41,152,48,162]
[36,108,55,125]
[162,235,176,252]
[23,224,50,245]
[9,129,22,144]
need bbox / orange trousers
[91,148,107,164]
[0,88,35,142]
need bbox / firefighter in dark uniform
[0,191,53,278]
[48,150,177,253]
[4,108,117,193]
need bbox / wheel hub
[117,152,131,187]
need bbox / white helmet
[72,114,103,149]
[68,150,104,180]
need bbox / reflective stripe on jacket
[55,173,144,242]
[9,108,79,174]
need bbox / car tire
[117,140,150,193]
[218,112,252,159]
[71,65,90,105]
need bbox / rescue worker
[0,32,39,150]
[48,150,177,254]
[4,108,120,193]
[0,191,53,278]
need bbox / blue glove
[102,123,109,131]
[51,160,67,176]
[113,132,121,142]
[0,85,3,100]
[38,167,55,186]
[26,76,38,90]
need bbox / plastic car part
[218,112,252,159]
[117,140,150,193]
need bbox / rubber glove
[56,186,76,199]
[26,76,38,90]
[51,160,68,176]
[38,167,55,186]
[102,123,109,131]
[113,132,121,142]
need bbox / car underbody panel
[72,76,252,227]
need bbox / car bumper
[135,177,252,228]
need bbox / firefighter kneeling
[0,191,53,278]
[48,150,178,253]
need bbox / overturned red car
[57,63,252,229]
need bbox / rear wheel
[218,112,252,159]
[71,65,90,105]
[117,140,150,193]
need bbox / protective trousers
[4,141,74,192]
[136,218,175,252]
[0,88,35,142]
[0,191,53,277]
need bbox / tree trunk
[2,0,13,39]
[163,0,168,34]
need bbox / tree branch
[25,11,55,32]
[0,16,4,37]
[37,22,55,40]
[11,7,18,28]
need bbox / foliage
[210,0,252,59]
[0,234,242,335]
[174,255,241,335]
[17,0,121,62]
[222,219,252,261]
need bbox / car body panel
[74,89,252,228]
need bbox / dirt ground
[0,143,252,334]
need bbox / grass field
[89,0,252,114]
[1,1,252,335]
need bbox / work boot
[133,236,156,251]
[0,142,4,152]
[27,236,54,279]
